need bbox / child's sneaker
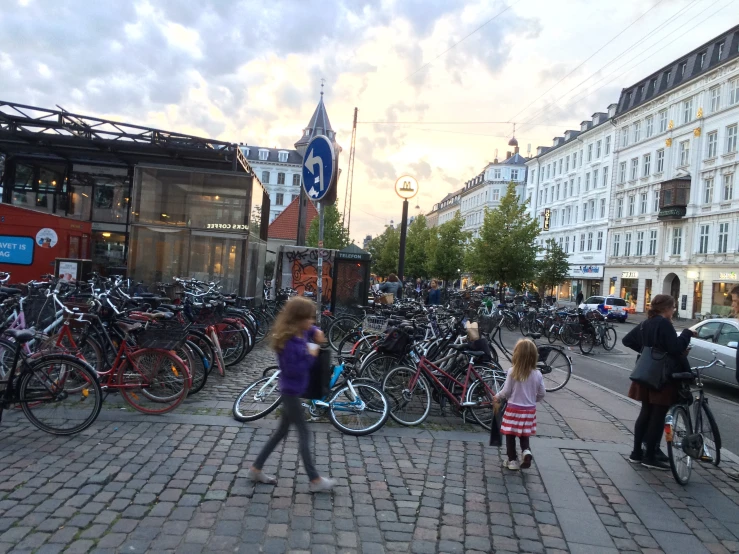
[505,459,520,471]
[520,450,533,469]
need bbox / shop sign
[0,236,34,265]
[205,223,249,230]
[543,208,551,231]
[570,265,602,277]
[719,272,737,281]
[622,271,638,279]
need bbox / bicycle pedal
[460,401,477,407]
[313,400,330,408]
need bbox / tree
[264,260,276,280]
[536,239,570,297]
[306,203,351,250]
[404,214,431,280]
[467,181,540,289]
[429,212,469,283]
[367,226,400,277]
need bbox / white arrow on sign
[308,187,319,198]
[304,149,325,191]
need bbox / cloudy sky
[0,0,734,241]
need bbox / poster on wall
[0,236,34,265]
[35,228,58,249]
[58,261,79,282]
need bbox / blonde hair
[510,339,539,382]
[269,297,315,352]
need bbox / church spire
[294,81,335,155]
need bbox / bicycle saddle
[5,328,36,343]
[527,333,542,340]
[449,344,487,357]
[158,304,183,312]
[671,371,696,380]
[0,287,23,295]
[115,321,143,333]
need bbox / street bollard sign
[302,135,335,202]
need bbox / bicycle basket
[377,326,411,356]
[22,296,57,329]
[681,433,704,460]
[363,315,389,333]
[136,320,190,350]
[478,316,496,334]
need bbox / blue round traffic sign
[302,135,335,202]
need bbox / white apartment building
[607,25,739,317]
[460,148,528,238]
[241,94,336,223]
[427,188,463,227]
[526,107,617,301]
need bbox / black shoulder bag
[629,321,674,391]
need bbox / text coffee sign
[0,236,34,265]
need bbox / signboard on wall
[0,236,34,265]
[622,271,639,279]
[719,272,737,281]
[569,265,603,278]
[543,208,551,230]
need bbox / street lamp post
[394,175,419,288]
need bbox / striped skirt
[500,404,537,437]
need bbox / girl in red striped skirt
[494,339,546,471]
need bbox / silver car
[687,318,739,388]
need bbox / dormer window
[242,146,250,156]
[666,70,672,83]
[699,52,706,69]
[718,42,724,59]
[650,78,657,93]
[680,62,687,77]
[278,151,288,163]
[258,149,269,161]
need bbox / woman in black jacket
[622,294,695,470]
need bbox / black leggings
[253,395,319,481]
[633,401,669,458]
[506,435,530,461]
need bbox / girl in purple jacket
[247,297,336,492]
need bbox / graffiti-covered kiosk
[274,244,371,311]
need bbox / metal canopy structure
[0,100,256,174]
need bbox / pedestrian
[622,294,695,471]
[379,273,402,300]
[576,290,584,306]
[426,279,441,305]
[493,339,545,471]
[415,278,422,300]
[246,297,336,492]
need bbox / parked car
[579,296,629,322]
[686,318,739,388]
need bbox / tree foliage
[306,203,351,250]
[429,212,469,283]
[367,225,400,278]
[466,182,540,288]
[404,214,431,280]
[536,239,570,295]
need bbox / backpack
[377,326,412,356]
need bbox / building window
[605,136,611,155]
[579,149,584,167]
[680,62,687,78]
[277,172,285,185]
[704,177,714,204]
[293,174,301,186]
[259,149,269,161]
[565,236,569,253]
[630,158,638,180]
[635,231,644,256]
[566,206,571,224]
[633,122,641,143]
[619,162,627,183]
[656,149,665,173]
[292,194,299,202]
[640,192,647,214]
[699,52,706,69]
[723,173,734,201]
[658,110,668,133]
[596,140,602,158]
[261,171,270,184]
[587,144,593,162]
[727,124,738,153]
[589,199,595,220]
[587,232,593,251]
[672,227,682,255]
[616,197,623,218]
[682,98,693,124]
[643,153,651,176]
[648,230,657,255]
[718,222,729,253]
[572,152,577,167]
[556,184,560,200]
[707,131,718,158]
[585,173,590,191]
[494,168,501,179]
[679,140,690,167]
[730,78,739,106]
[546,165,550,179]
[565,156,570,172]
[582,202,587,221]
[653,190,660,212]
[613,234,621,257]
[558,160,562,174]
[492,188,500,201]
[275,193,284,206]
[597,231,603,250]
[593,168,599,186]
[622,127,629,147]
[718,42,725,59]
[646,116,654,138]
[602,166,609,187]
[628,195,635,216]
[580,233,585,251]
[598,198,604,218]
[710,86,721,112]
[699,225,710,254]
[511,169,519,180]
[569,179,574,196]
[278,151,288,162]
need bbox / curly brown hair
[269,297,315,352]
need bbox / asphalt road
[498,322,739,456]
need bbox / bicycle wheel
[218,322,248,367]
[187,331,215,375]
[520,318,530,336]
[328,316,361,352]
[602,326,617,351]
[118,349,189,414]
[504,315,517,332]
[0,337,18,379]
[561,324,579,346]
[180,341,208,396]
[327,381,390,436]
[261,364,280,378]
[667,405,692,485]
[538,347,572,392]
[232,375,282,422]
[696,401,721,466]
[360,352,404,382]
[547,325,559,344]
[208,328,226,376]
[382,366,432,426]
[579,329,595,355]
[19,355,102,435]
[466,372,505,430]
